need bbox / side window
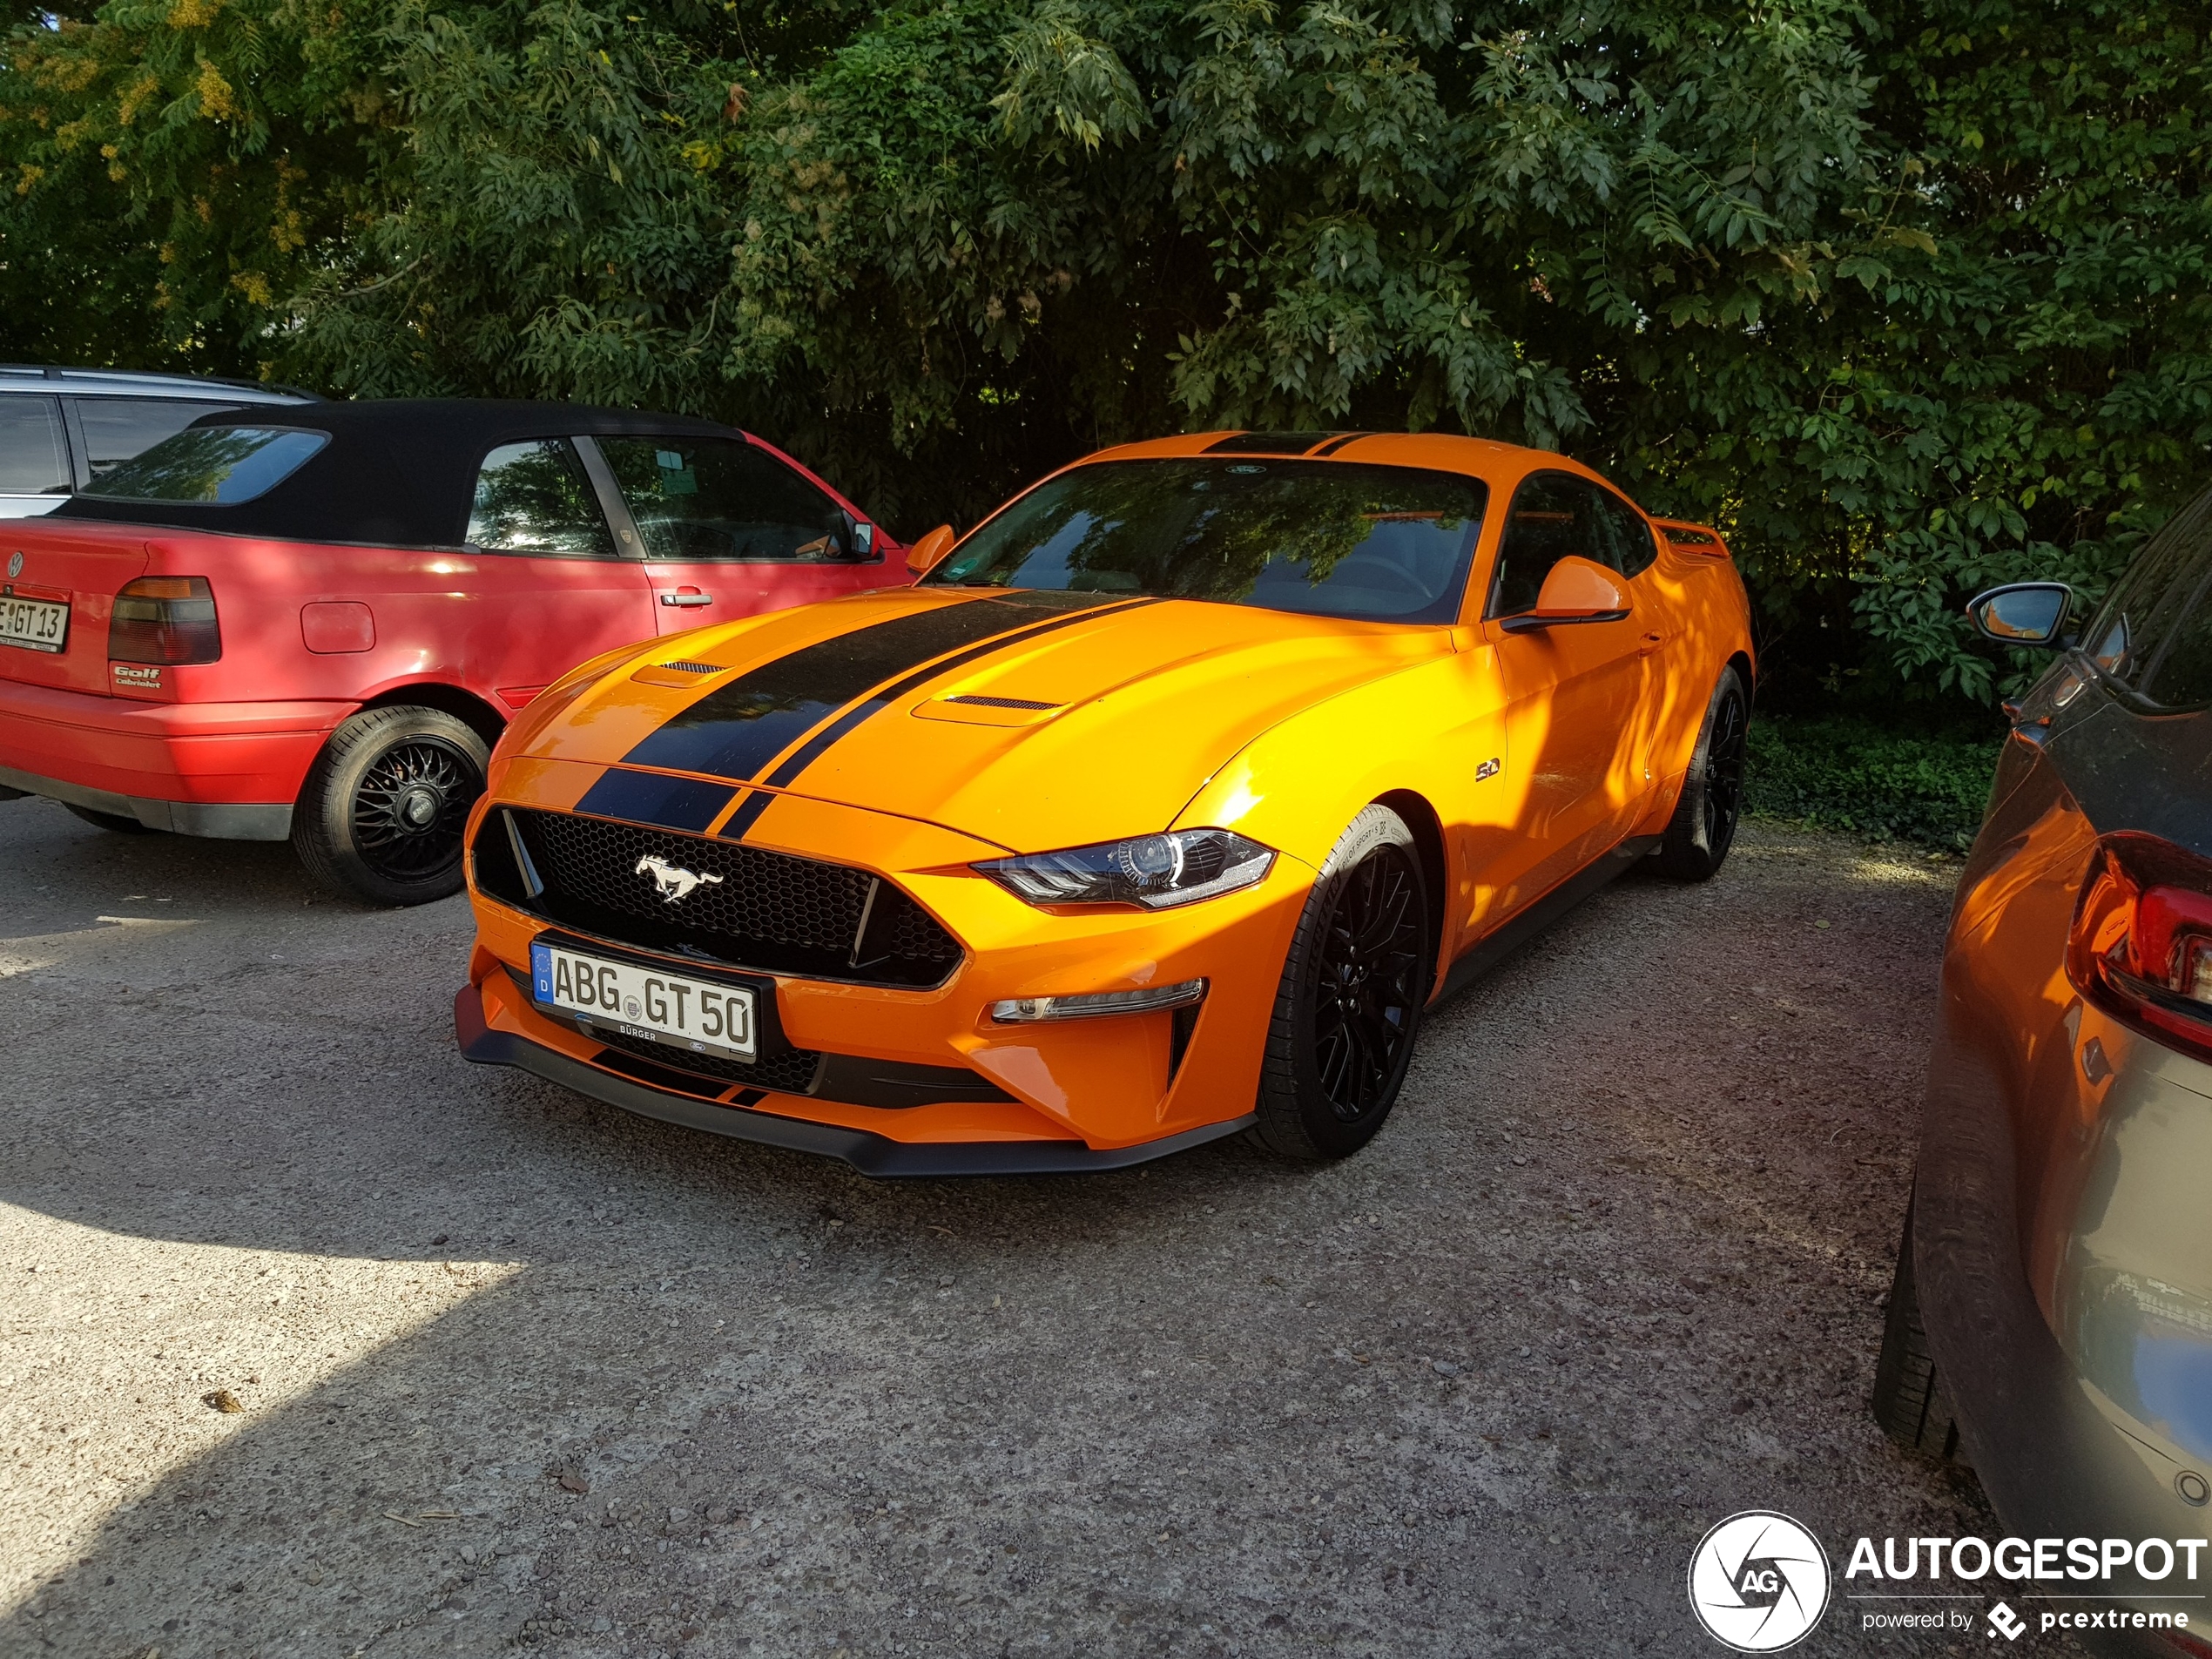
[2143,572,2212,709]
[77,397,237,480]
[2080,492,2212,698]
[466,440,616,556]
[597,435,864,563]
[1487,472,1611,617]
[0,395,72,496]
[1595,488,1659,578]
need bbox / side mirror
[1967,582,2074,649]
[907,523,956,577]
[822,509,878,562]
[1501,556,1629,631]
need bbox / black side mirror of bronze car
[1967,582,2076,650]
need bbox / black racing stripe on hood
[619,591,1111,782]
[754,597,1161,793]
[571,768,735,833]
[717,790,773,842]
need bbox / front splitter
[453,984,1255,1178]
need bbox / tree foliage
[3,0,2206,709]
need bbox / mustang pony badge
[635,854,724,904]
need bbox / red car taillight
[2067,832,2212,1064]
[109,576,221,664]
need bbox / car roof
[51,398,747,548]
[0,364,318,402]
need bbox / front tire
[1652,664,1748,882]
[1252,804,1433,1161]
[291,705,489,907]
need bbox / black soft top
[51,398,743,548]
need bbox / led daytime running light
[989,979,1207,1024]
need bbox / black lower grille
[475,807,962,988]
[590,1025,823,1095]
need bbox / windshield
[923,459,1488,624]
[81,425,327,505]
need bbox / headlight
[976,828,1276,909]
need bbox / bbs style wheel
[292,705,490,906]
[1252,804,1433,1161]
[1653,664,1749,882]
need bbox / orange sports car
[454,431,1755,1174]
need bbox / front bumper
[0,678,347,838]
[459,767,1310,1163]
[455,981,1253,1177]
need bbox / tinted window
[598,436,853,562]
[467,440,614,556]
[1489,472,1629,617]
[82,425,328,503]
[2079,490,2212,706]
[0,395,71,495]
[1594,486,1658,577]
[924,459,1487,624]
[78,397,238,477]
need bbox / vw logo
[635,854,724,904]
[1687,1511,1830,1651]
[6,551,21,578]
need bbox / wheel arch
[1373,787,1450,995]
[354,682,507,750]
[1727,649,1756,710]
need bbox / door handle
[658,589,713,607]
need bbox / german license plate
[0,594,68,653]
[529,941,756,1062]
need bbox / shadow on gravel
[3,799,2047,1657]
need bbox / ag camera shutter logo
[1688,1511,1831,1651]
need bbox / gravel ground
[0,796,2079,1657]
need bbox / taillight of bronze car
[2068,831,2212,1064]
[109,575,222,664]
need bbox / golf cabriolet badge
[635,855,724,903]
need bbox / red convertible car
[0,400,905,902]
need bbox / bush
[1743,716,2003,851]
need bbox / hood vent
[943,694,1060,711]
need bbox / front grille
[480,808,961,988]
[590,1025,823,1095]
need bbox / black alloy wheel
[1313,841,1427,1120]
[1654,664,1750,882]
[351,736,476,881]
[292,705,492,906]
[1253,803,1433,1160]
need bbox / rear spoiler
[1653,517,1732,559]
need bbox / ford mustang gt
[454,430,1755,1174]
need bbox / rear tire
[64,804,159,835]
[1871,1198,1968,1463]
[1251,804,1433,1161]
[291,705,489,907]
[1652,664,1748,882]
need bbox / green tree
[4,0,2205,711]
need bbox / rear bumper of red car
[0,677,348,839]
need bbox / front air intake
[471,809,962,989]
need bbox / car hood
[520,589,1453,853]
